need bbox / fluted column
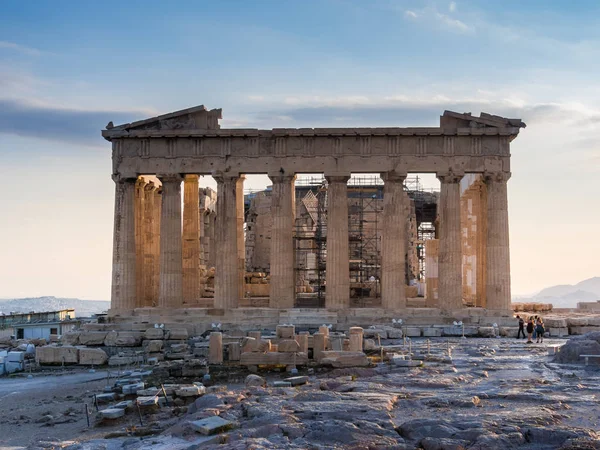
[381,172,407,310]
[152,187,162,306]
[134,178,146,307]
[214,173,241,309]
[325,175,350,309]
[206,210,217,268]
[269,174,296,308]
[142,181,158,307]
[182,174,201,304]
[199,195,206,267]
[158,174,184,308]
[485,172,511,310]
[236,177,246,300]
[437,172,464,310]
[110,175,137,311]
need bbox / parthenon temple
[102,105,525,329]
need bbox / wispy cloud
[402,4,472,34]
[0,41,42,56]
[247,93,600,128]
[233,93,600,175]
[0,98,152,145]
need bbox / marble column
[269,174,296,309]
[158,174,184,308]
[485,172,511,310]
[380,172,407,310]
[206,210,217,269]
[325,175,350,309]
[182,174,201,305]
[134,178,146,307]
[152,186,162,306]
[198,196,207,298]
[142,181,158,307]
[437,172,464,310]
[110,175,137,311]
[214,173,241,309]
[236,177,246,300]
[199,195,206,267]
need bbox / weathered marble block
[78,348,108,365]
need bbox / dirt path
[0,370,138,448]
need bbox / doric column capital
[325,174,350,184]
[212,170,241,184]
[111,174,137,184]
[143,180,158,192]
[184,174,200,182]
[484,171,511,183]
[157,174,184,184]
[268,174,296,184]
[380,171,407,183]
[135,177,147,189]
[436,171,464,184]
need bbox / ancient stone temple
[102,105,525,329]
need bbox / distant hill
[536,277,600,299]
[515,277,600,308]
[0,296,109,317]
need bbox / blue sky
[1,1,599,299]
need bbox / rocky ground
[1,337,599,450]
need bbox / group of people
[516,315,545,343]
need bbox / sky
[1,0,599,300]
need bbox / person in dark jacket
[516,315,526,339]
[535,318,545,343]
[526,317,535,343]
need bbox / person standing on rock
[536,318,545,343]
[526,318,535,344]
[516,315,526,339]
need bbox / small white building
[0,309,79,341]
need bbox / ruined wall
[295,189,320,290]
[425,239,439,306]
[200,187,217,270]
[405,195,419,284]
[245,191,273,272]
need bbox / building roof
[102,105,525,140]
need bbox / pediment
[106,105,222,131]
[441,110,526,129]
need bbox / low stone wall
[512,303,553,312]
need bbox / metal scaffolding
[245,174,439,306]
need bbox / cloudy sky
[1,0,599,300]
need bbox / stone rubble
[6,331,600,449]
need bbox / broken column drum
[103,106,524,316]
